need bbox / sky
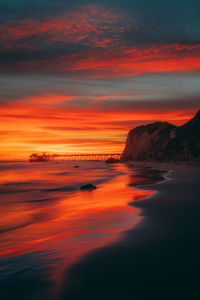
[0,0,200,159]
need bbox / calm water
[0,160,156,300]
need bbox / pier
[29,153,121,162]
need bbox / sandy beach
[57,163,200,300]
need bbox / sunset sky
[0,0,200,159]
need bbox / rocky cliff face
[121,110,200,162]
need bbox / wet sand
[58,163,200,300]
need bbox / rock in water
[105,158,119,164]
[80,184,97,191]
[121,110,200,162]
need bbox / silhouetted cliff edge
[121,110,200,162]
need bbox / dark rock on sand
[121,110,200,162]
[105,158,120,164]
[80,184,97,191]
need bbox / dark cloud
[0,0,200,78]
[30,96,200,113]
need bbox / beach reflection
[0,161,155,299]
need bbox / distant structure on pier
[29,153,121,162]
[29,153,51,162]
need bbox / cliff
[121,110,200,162]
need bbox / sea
[0,160,158,299]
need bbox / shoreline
[0,161,167,300]
[58,163,200,300]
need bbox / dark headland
[121,110,200,162]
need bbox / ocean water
[0,160,156,300]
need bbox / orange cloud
[4,43,200,78]
[59,44,200,77]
